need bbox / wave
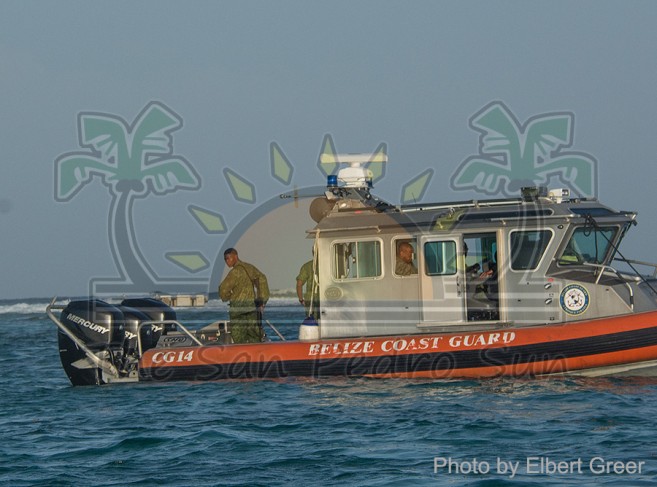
[0,296,300,315]
[0,302,50,315]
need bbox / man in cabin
[395,241,418,276]
[463,242,481,278]
[219,248,270,343]
[296,252,320,318]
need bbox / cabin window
[510,230,552,270]
[424,241,457,276]
[333,240,382,279]
[558,226,617,265]
[570,207,615,217]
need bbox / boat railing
[399,198,523,213]
[490,214,572,223]
[613,258,657,278]
[137,320,203,357]
[45,298,120,378]
[583,263,634,310]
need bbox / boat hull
[139,311,657,382]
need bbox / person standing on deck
[296,253,320,318]
[219,248,270,343]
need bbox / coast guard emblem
[560,284,590,315]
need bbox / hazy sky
[2,0,657,299]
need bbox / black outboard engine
[116,306,156,373]
[118,298,177,358]
[58,300,126,386]
[121,297,177,336]
[58,298,177,386]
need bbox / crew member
[296,254,320,318]
[395,241,418,276]
[219,248,270,343]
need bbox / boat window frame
[392,237,419,278]
[330,237,385,282]
[423,239,459,277]
[556,224,620,267]
[508,228,555,272]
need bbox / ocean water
[2,298,657,486]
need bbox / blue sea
[2,298,657,486]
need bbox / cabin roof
[311,192,636,235]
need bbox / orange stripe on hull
[365,344,657,379]
[139,311,657,380]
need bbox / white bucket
[299,323,320,341]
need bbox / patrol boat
[47,154,657,385]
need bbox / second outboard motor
[121,298,177,335]
[118,305,165,357]
[58,299,126,386]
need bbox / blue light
[327,175,338,188]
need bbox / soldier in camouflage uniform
[395,241,418,276]
[296,258,319,318]
[219,248,270,343]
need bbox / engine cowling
[60,300,125,351]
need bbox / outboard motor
[116,306,157,372]
[56,297,177,386]
[118,299,177,353]
[58,300,126,386]
[118,299,177,376]
[121,298,177,335]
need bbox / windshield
[558,226,617,266]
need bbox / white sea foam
[0,296,299,315]
[0,302,50,315]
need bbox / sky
[2,0,657,300]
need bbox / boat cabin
[308,156,653,339]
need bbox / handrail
[582,263,634,310]
[400,198,523,213]
[491,214,570,223]
[613,258,657,278]
[45,297,120,378]
[137,319,203,357]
